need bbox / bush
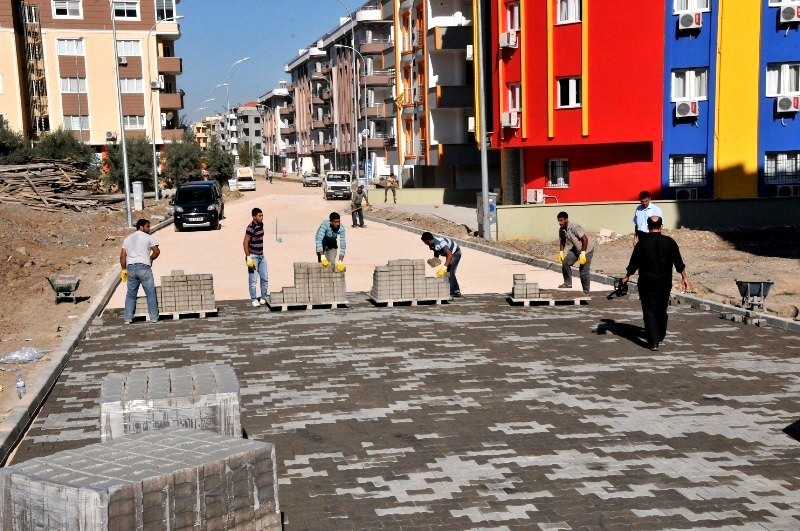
[32,128,95,165]
[163,131,202,188]
[0,128,31,164]
[204,138,235,187]
[103,137,157,192]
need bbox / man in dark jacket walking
[621,216,689,351]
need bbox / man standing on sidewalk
[421,231,462,298]
[384,172,398,203]
[243,208,268,307]
[316,212,346,266]
[556,211,594,295]
[120,219,160,324]
[632,190,663,245]
[351,185,370,228]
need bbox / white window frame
[116,40,142,57]
[671,68,708,101]
[113,1,141,21]
[155,0,176,21]
[63,115,90,131]
[119,78,143,93]
[56,38,85,56]
[506,2,520,32]
[557,77,581,108]
[557,0,581,24]
[507,82,522,112]
[764,151,800,184]
[673,0,711,14]
[60,77,87,93]
[52,0,82,19]
[768,0,800,5]
[122,115,146,129]
[546,158,570,188]
[669,155,707,186]
[766,63,800,97]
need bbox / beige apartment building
[0,0,184,151]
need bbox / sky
[179,0,362,124]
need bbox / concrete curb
[0,217,173,465]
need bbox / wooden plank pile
[0,159,116,212]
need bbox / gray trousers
[562,248,594,291]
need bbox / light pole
[110,0,132,227]
[147,15,183,201]
[334,43,368,184]
[333,0,359,180]
[225,57,250,159]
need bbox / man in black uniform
[621,216,689,351]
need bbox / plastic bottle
[16,373,25,399]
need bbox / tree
[163,131,202,188]
[204,138,235,186]
[104,137,157,192]
[32,128,95,164]
[0,128,31,164]
[237,141,263,168]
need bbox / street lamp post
[224,57,250,159]
[146,14,184,201]
[110,0,132,227]
[333,0,359,180]
[334,44,368,185]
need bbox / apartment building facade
[0,0,184,151]
[258,85,293,172]
[232,101,262,164]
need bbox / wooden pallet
[132,308,219,321]
[508,295,590,307]
[369,297,449,307]
[266,301,348,312]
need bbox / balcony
[323,142,334,151]
[362,102,392,119]
[355,4,385,22]
[279,105,295,116]
[322,114,333,126]
[311,70,326,81]
[363,69,394,86]
[432,25,472,50]
[159,91,184,110]
[312,95,325,106]
[312,143,326,153]
[286,145,297,154]
[404,139,416,159]
[162,128,184,142]
[280,124,296,135]
[157,56,182,75]
[312,119,326,129]
[418,139,427,160]
[321,62,332,75]
[431,85,473,108]
[360,38,393,55]
[365,132,394,149]
[321,88,332,101]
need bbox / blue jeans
[124,264,159,323]
[448,251,462,295]
[248,254,268,300]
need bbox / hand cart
[47,274,81,304]
[735,280,773,312]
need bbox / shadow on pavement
[595,318,649,349]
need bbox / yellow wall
[714,2,760,198]
[0,30,24,132]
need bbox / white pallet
[266,301,347,312]
[133,308,218,320]
[369,297,449,307]
[508,295,589,307]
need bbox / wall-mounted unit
[526,188,545,204]
[675,100,699,118]
[467,116,475,132]
[118,56,127,66]
[501,111,519,128]
[678,12,702,30]
[776,184,800,197]
[105,131,117,141]
[776,95,800,113]
[466,44,474,61]
[499,31,518,49]
[675,187,698,200]
[779,3,800,23]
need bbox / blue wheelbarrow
[48,274,81,304]
[735,280,773,312]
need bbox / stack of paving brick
[512,273,540,299]
[0,428,281,530]
[370,259,450,301]
[99,363,241,442]
[134,270,216,315]
[269,262,346,305]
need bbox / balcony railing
[360,38,393,55]
[156,56,182,75]
[404,139,416,158]
[311,70,326,80]
[322,114,333,126]
[279,105,295,115]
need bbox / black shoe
[352,225,358,228]
[452,291,462,298]
[650,342,659,351]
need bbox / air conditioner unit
[776,95,800,113]
[501,111,519,128]
[118,56,127,66]
[678,12,702,30]
[499,31,518,49]
[675,188,698,200]
[526,188,545,204]
[780,4,800,23]
[776,184,800,197]
[150,81,160,90]
[105,131,117,141]
[675,100,699,118]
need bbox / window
[63,115,89,130]
[507,82,521,111]
[123,115,146,129]
[673,0,710,13]
[116,40,141,56]
[557,77,581,108]
[60,77,87,93]
[669,155,707,186]
[255,130,261,137]
[557,0,581,23]
[254,117,261,123]
[113,1,140,20]
[766,63,800,97]
[56,38,84,56]
[506,1,520,31]
[155,0,176,21]
[254,143,262,150]
[242,116,249,123]
[764,152,800,184]
[119,78,143,93]
[671,68,708,101]
[547,159,569,187]
[53,0,82,18]
[243,128,250,136]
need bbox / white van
[322,171,352,200]
[235,167,256,191]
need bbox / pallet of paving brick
[367,296,450,307]
[507,289,591,307]
[369,259,450,307]
[0,427,280,530]
[267,261,346,311]
[100,362,241,441]
[133,271,217,320]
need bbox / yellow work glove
[320,256,330,267]
[579,251,587,265]
[436,268,446,277]
[336,262,346,272]
[246,256,255,269]
[120,269,128,282]
[557,251,565,264]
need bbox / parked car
[172,181,223,231]
[235,167,256,191]
[322,171,353,200]
[302,172,322,187]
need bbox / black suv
[172,181,224,231]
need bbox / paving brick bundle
[0,428,280,530]
[100,363,241,442]
[134,270,216,315]
[512,273,540,299]
[269,262,346,305]
[370,259,450,301]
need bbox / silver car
[302,172,322,187]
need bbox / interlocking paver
[10,295,800,529]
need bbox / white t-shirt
[123,231,159,266]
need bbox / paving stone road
[12,293,800,529]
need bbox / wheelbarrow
[735,280,773,312]
[47,274,81,304]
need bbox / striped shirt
[245,221,265,255]
[431,235,459,257]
